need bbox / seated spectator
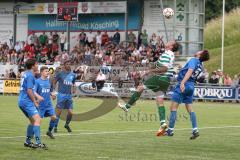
[9,69,16,79]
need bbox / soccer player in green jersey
[118,41,180,131]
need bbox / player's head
[165,40,180,52]
[195,50,210,62]
[25,58,38,72]
[63,60,71,72]
[40,66,49,78]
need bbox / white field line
[0,125,240,139]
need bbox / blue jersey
[18,71,35,106]
[35,78,53,109]
[55,71,76,95]
[177,58,203,84]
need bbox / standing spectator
[60,32,66,52]
[52,42,59,57]
[101,31,109,46]
[87,30,95,46]
[96,31,102,47]
[150,33,158,49]
[53,31,59,44]
[48,32,53,46]
[232,74,239,87]
[79,30,87,46]
[217,69,224,85]
[137,31,143,49]
[141,29,148,46]
[27,32,38,45]
[128,31,136,45]
[113,29,121,45]
[39,32,48,46]
[14,42,21,53]
[224,74,232,86]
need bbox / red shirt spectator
[102,31,109,45]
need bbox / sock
[26,125,33,143]
[157,105,166,125]
[48,119,55,132]
[126,91,142,109]
[33,126,41,144]
[190,112,198,133]
[168,111,177,132]
[65,114,72,126]
[54,116,60,128]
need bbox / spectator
[60,32,66,52]
[113,29,120,45]
[232,74,239,87]
[48,32,53,45]
[217,69,224,85]
[96,31,102,47]
[79,30,87,46]
[9,69,16,79]
[209,71,219,84]
[128,31,136,45]
[95,71,106,92]
[53,31,59,44]
[14,42,21,53]
[27,32,38,45]
[224,74,232,86]
[137,31,143,49]
[102,31,109,46]
[39,32,48,46]
[87,30,95,46]
[141,29,148,46]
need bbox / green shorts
[143,75,170,92]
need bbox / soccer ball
[163,8,174,19]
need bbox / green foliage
[205,0,240,22]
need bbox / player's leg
[45,108,56,139]
[118,84,145,112]
[156,94,167,126]
[54,107,62,133]
[183,84,199,139]
[64,108,73,132]
[185,104,199,140]
[157,84,182,137]
[156,76,170,128]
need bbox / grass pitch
[0,96,240,160]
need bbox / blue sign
[194,86,236,100]
[28,1,141,31]
[238,87,240,99]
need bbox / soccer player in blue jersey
[18,58,47,149]
[35,66,57,139]
[157,50,210,139]
[53,60,77,133]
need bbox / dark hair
[40,66,49,73]
[172,41,180,52]
[200,50,210,62]
[25,58,37,70]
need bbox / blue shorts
[56,93,73,109]
[38,107,55,118]
[171,83,195,104]
[19,102,39,118]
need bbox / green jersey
[156,50,175,77]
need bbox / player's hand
[140,70,149,77]
[34,100,39,107]
[37,96,44,102]
[51,94,56,100]
[180,82,185,93]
